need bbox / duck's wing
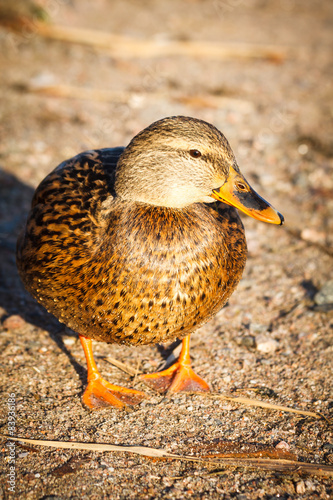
[31,147,124,209]
[17,147,125,276]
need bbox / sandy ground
[0,0,332,498]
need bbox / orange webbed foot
[140,335,210,394]
[82,375,146,410]
[79,335,146,410]
[140,362,209,394]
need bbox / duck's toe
[82,376,146,410]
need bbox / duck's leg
[140,335,210,394]
[79,335,146,409]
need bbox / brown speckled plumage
[17,116,283,408]
[17,148,246,345]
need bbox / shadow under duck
[17,116,284,409]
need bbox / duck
[17,116,284,410]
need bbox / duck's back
[17,148,247,346]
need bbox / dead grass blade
[3,436,333,477]
[104,356,142,377]
[0,10,286,62]
[34,22,286,62]
[17,83,133,102]
[4,435,176,458]
[172,457,333,478]
[194,392,328,421]
[17,82,254,113]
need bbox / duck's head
[115,116,283,225]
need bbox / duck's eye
[189,149,202,158]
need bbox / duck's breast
[65,201,247,345]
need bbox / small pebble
[296,480,306,494]
[240,335,256,349]
[301,228,326,244]
[256,338,278,354]
[63,337,76,346]
[298,144,309,155]
[305,480,315,491]
[275,441,290,451]
[314,280,333,305]
[3,315,26,330]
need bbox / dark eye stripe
[189,149,202,158]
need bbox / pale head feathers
[115,116,237,208]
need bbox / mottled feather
[17,146,246,346]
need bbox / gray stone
[314,280,333,305]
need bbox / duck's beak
[211,166,284,225]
